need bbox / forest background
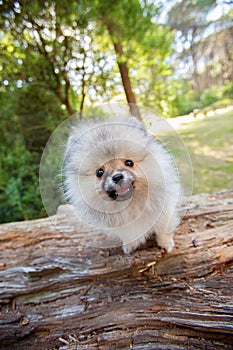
[0,0,232,223]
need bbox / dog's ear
[127,116,148,137]
[63,127,82,165]
[128,116,143,127]
[66,133,78,152]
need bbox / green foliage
[0,106,43,222]
[0,144,45,222]
[200,87,221,107]
[172,81,233,117]
[0,81,66,223]
[222,80,233,99]
[167,83,199,116]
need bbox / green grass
[177,110,233,194]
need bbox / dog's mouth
[107,182,134,201]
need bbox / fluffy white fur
[63,116,182,253]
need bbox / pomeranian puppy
[63,116,181,254]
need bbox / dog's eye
[96,168,104,178]
[125,159,134,167]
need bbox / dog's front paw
[156,235,174,253]
[122,242,135,254]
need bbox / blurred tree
[168,0,217,91]
[167,0,233,92]
[0,86,47,221]
[131,22,176,116]
[0,0,109,117]
[95,0,175,117]
[98,0,147,117]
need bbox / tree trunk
[106,23,142,121]
[0,190,233,349]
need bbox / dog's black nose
[112,173,124,184]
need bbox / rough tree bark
[0,191,233,350]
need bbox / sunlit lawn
[177,110,233,194]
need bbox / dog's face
[63,118,163,221]
[95,158,137,202]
